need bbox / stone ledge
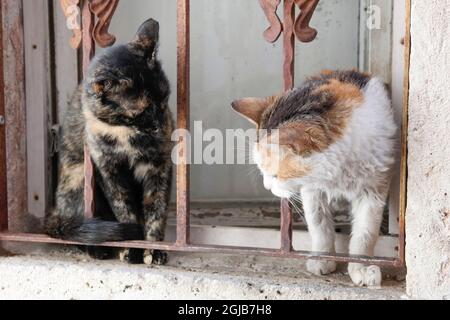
[0,248,406,300]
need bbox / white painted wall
[106,0,361,202]
[407,0,450,300]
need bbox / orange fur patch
[264,79,364,158]
[277,122,330,156]
[278,153,311,181]
[256,142,311,181]
[320,69,334,76]
[93,83,104,94]
[315,79,364,141]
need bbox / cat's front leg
[348,195,384,287]
[301,188,337,275]
[139,162,172,266]
[97,160,144,264]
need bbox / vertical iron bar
[176,0,190,246]
[280,198,293,252]
[82,0,96,219]
[283,0,295,91]
[397,0,411,267]
[280,0,295,253]
[0,1,8,231]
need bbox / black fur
[45,216,143,244]
[45,19,173,264]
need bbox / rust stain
[442,210,450,229]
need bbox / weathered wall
[2,0,28,232]
[406,0,450,299]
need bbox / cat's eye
[119,78,133,88]
[103,80,112,91]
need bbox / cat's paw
[119,248,143,264]
[307,259,337,275]
[348,263,382,287]
[143,249,168,266]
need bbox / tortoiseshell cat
[45,19,173,265]
[232,70,397,286]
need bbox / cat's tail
[44,215,144,244]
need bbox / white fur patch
[134,163,154,181]
[84,109,135,145]
[84,108,141,161]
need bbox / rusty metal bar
[397,0,411,268]
[0,2,8,231]
[279,0,296,253]
[82,0,96,219]
[283,0,296,91]
[280,199,293,252]
[176,0,190,246]
[0,232,399,267]
[82,0,95,74]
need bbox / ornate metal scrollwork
[259,0,320,44]
[60,0,119,49]
[60,0,82,49]
[89,0,120,48]
[259,0,282,43]
[293,0,319,43]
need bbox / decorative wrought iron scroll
[259,0,320,44]
[60,0,82,49]
[60,0,119,49]
[89,0,120,48]
[259,0,282,43]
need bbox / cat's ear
[131,18,159,58]
[231,97,274,126]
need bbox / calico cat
[232,70,397,286]
[45,19,173,265]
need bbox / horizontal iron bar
[0,232,401,267]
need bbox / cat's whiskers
[287,197,301,215]
[227,146,253,164]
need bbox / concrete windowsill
[0,246,406,300]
